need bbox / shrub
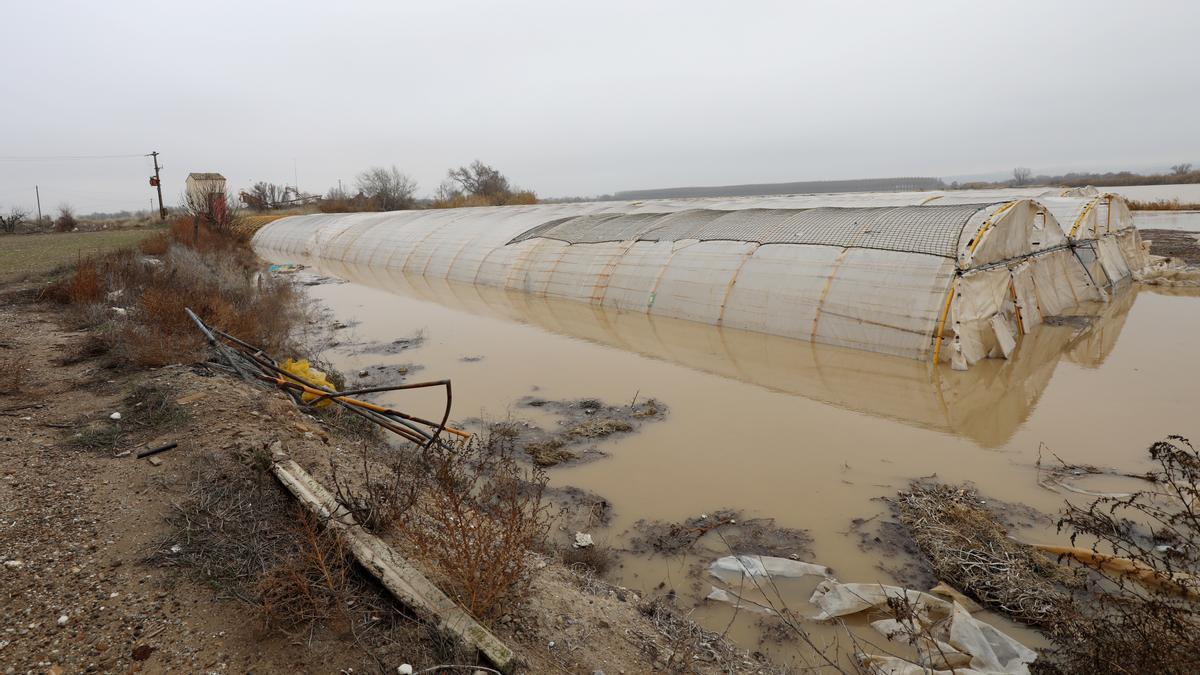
[401,438,553,621]
[1041,436,1200,673]
[44,220,300,368]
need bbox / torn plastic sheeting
[810,580,1036,675]
[704,586,777,614]
[709,554,833,583]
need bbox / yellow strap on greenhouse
[920,195,944,205]
[1068,197,1101,239]
[931,279,957,365]
[934,201,1017,365]
[965,201,1017,260]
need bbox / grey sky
[2,0,1197,213]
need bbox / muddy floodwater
[267,248,1199,663]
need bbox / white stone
[3,561,23,569]
[56,615,68,627]
[573,532,594,549]
[109,412,122,421]
[397,665,413,675]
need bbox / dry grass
[43,219,301,368]
[429,190,538,209]
[559,542,616,576]
[138,231,170,255]
[1126,198,1200,211]
[892,483,1077,626]
[524,437,575,466]
[257,511,357,634]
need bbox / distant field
[0,228,164,283]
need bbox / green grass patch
[0,228,165,283]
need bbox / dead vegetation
[42,218,301,369]
[874,437,1200,674]
[67,381,190,452]
[470,396,667,467]
[892,483,1077,625]
[1126,198,1200,211]
[153,453,452,666]
[1038,435,1200,674]
[400,437,554,622]
[629,509,813,559]
[559,542,617,576]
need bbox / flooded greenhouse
[245,190,1199,667]
[253,193,1150,369]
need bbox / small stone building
[185,173,226,204]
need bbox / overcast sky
[1,0,1197,214]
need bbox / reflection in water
[281,254,1137,448]
[262,250,1200,665]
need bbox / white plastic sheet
[810,581,1037,675]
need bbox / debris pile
[891,483,1076,625]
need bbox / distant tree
[54,204,77,232]
[239,181,293,210]
[356,166,418,211]
[433,178,461,202]
[324,182,350,201]
[0,206,28,234]
[447,160,512,201]
[1012,167,1033,186]
[1171,163,1193,176]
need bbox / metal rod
[136,442,178,459]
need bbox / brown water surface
[274,252,1200,664]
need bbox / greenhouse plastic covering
[253,190,1146,369]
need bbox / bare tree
[447,160,512,201]
[239,181,294,210]
[355,166,418,211]
[1171,163,1193,176]
[1012,167,1033,186]
[324,182,351,201]
[0,206,29,234]
[184,184,238,235]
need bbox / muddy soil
[1142,228,1200,265]
[469,396,668,467]
[0,286,779,674]
[627,509,813,560]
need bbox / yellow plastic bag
[279,358,335,408]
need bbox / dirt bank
[0,285,781,674]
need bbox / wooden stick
[269,453,518,674]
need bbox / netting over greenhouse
[253,197,1114,369]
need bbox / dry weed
[44,223,300,369]
[257,511,356,634]
[1039,436,1200,674]
[892,483,1076,625]
[402,437,553,622]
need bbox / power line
[0,153,146,162]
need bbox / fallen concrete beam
[270,454,518,673]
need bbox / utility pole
[148,151,166,220]
[35,185,42,225]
